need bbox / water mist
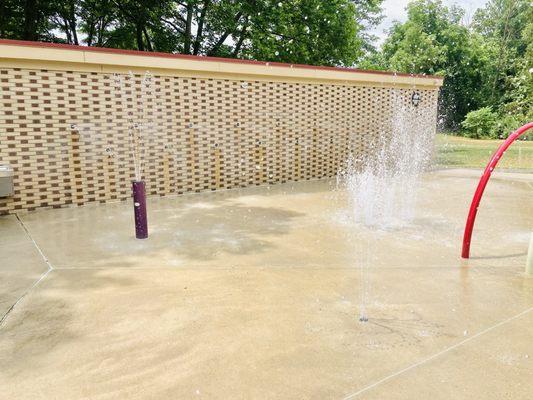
[337,88,436,322]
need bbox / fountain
[337,88,436,322]
[113,71,158,239]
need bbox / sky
[370,0,489,46]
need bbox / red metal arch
[461,122,533,259]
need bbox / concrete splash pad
[1,169,532,399]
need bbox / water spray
[115,71,155,239]
[338,88,436,322]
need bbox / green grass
[434,134,533,170]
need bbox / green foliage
[1,0,530,140]
[0,0,384,67]
[491,113,531,139]
[460,107,498,139]
[472,0,531,108]
[460,107,531,140]
[467,0,532,140]
[370,0,531,135]
[500,17,533,127]
[378,0,492,129]
[244,1,364,66]
[0,0,57,41]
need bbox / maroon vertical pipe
[132,180,148,239]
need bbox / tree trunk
[23,0,40,40]
[232,17,249,57]
[184,1,194,54]
[86,20,95,46]
[136,24,144,51]
[143,27,153,51]
[193,0,211,55]
[97,18,105,46]
[208,11,243,56]
[68,0,79,45]
[0,0,7,37]
[63,18,72,43]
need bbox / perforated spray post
[113,70,155,239]
[132,180,148,239]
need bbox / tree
[241,0,378,66]
[472,0,530,108]
[154,0,383,66]
[50,0,80,45]
[492,14,533,138]
[0,0,384,67]
[377,0,492,129]
[456,0,531,138]
[0,0,21,38]
[0,0,56,41]
[77,0,115,47]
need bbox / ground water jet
[113,71,158,239]
[338,88,437,322]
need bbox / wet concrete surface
[0,169,532,399]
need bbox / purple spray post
[113,70,155,239]
[132,180,148,239]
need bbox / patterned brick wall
[0,67,439,214]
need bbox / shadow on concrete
[0,268,139,373]
[154,202,305,261]
[19,198,307,269]
[470,252,527,260]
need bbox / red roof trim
[0,39,444,81]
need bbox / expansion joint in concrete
[15,214,54,271]
[0,214,54,328]
[341,306,533,399]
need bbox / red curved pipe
[461,122,533,258]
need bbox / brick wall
[0,43,440,214]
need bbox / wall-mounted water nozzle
[411,92,421,107]
[0,165,14,197]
